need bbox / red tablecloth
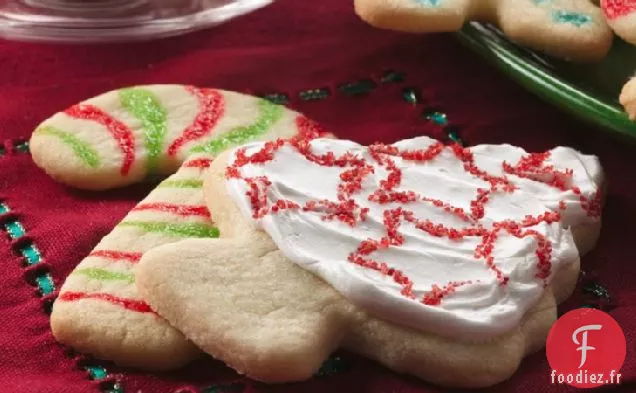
[0,1,633,392]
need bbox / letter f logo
[572,324,603,368]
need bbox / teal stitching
[262,70,406,104]
[262,93,289,105]
[14,140,29,153]
[0,210,55,295]
[0,199,122,391]
[402,87,419,105]
[338,79,377,96]
[0,140,31,156]
[35,273,55,296]
[4,220,26,239]
[401,84,463,145]
[201,383,244,393]
[583,282,611,301]
[86,365,109,380]
[298,88,331,101]
[380,70,405,83]
[100,381,125,393]
[21,243,42,265]
[315,356,351,377]
[425,112,448,126]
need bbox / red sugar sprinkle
[451,144,515,192]
[602,0,636,20]
[183,158,213,168]
[231,140,286,170]
[469,188,490,220]
[423,281,473,306]
[504,152,601,218]
[89,250,142,263]
[167,87,225,156]
[59,291,154,313]
[295,115,332,140]
[132,203,211,218]
[226,139,593,307]
[65,104,136,176]
[270,199,300,213]
[244,176,272,219]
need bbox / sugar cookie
[136,136,604,387]
[30,85,326,190]
[354,0,614,62]
[36,85,331,370]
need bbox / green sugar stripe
[158,179,203,188]
[119,88,167,172]
[191,98,284,155]
[75,268,135,283]
[118,221,219,238]
[36,126,100,168]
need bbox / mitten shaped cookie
[355,0,613,62]
[30,85,330,370]
[136,136,604,387]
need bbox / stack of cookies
[30,85,606,388]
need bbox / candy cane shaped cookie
[31,85,331,370]
[354,0,613,62]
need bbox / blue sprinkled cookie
[354,0,613,62]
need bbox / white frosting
[225,137,603,339]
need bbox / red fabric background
[0,1,633,392]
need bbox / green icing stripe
[36,126,100,168]
[158,179,203,188]
[118,221,219,238]
[191,99,284,155]
[75,268,135,283]
[119,88,167,171]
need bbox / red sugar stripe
[295,115,332,140]
[167,87,225,156]
[183,158,213,168]
[89,250,142,263]
[602,0,636,19]
[132,203,211,218]
[64,104,136,176]
[59,291,154,313]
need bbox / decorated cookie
[135,136,604,387]
[32,85,331,370]
[30,85,321,190]
[601,0,636,45]
[354,0,614,62]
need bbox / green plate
[456,22,636,142]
